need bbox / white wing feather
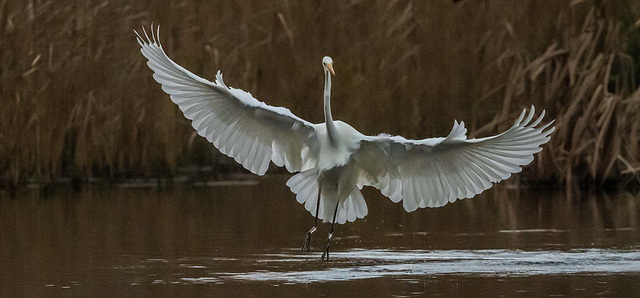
[355,107,554,212]
[136,26,317,175]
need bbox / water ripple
[221,249,640,283]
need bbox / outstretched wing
[136,26,317,175]
[353,107,554,211]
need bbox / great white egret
[136,26,554,260]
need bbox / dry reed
[473,1,640,188]
[0,0,638,190]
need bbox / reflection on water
[1,176,640,297]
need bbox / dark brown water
[1,176,639,297]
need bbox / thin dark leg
[302,182,322,251]
[321,199,341,261]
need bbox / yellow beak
[327,63,335,75]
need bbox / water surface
[1,176,639,297]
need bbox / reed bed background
[1,0,639,190]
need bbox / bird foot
[321,233,333,261]
[301,226,317,251]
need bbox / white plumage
[136,26,554,256]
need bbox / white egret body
[136,26,554,258]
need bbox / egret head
[322,56,335,75]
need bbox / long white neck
[324,69,338,144]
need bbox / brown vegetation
[0,0,639,189]
[473,2,640,187]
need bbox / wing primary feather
[432,154,452,203]
[468,147,522,171]
[448,152,477,197]
[246,133,263,173]
[428,155,446,205]
[443,155,467,199]
[529,110,546,127]
[513,109,527,127]
[426,159,442,207]
[142,25,151,44]
[455,150,491,192]
[461,150,504,182]
[220,120,242,153]
[401,175,416,212]
[239,119,261,162]
[456,150,497,187]
[522,106,536,126]
[414,175,427,208]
